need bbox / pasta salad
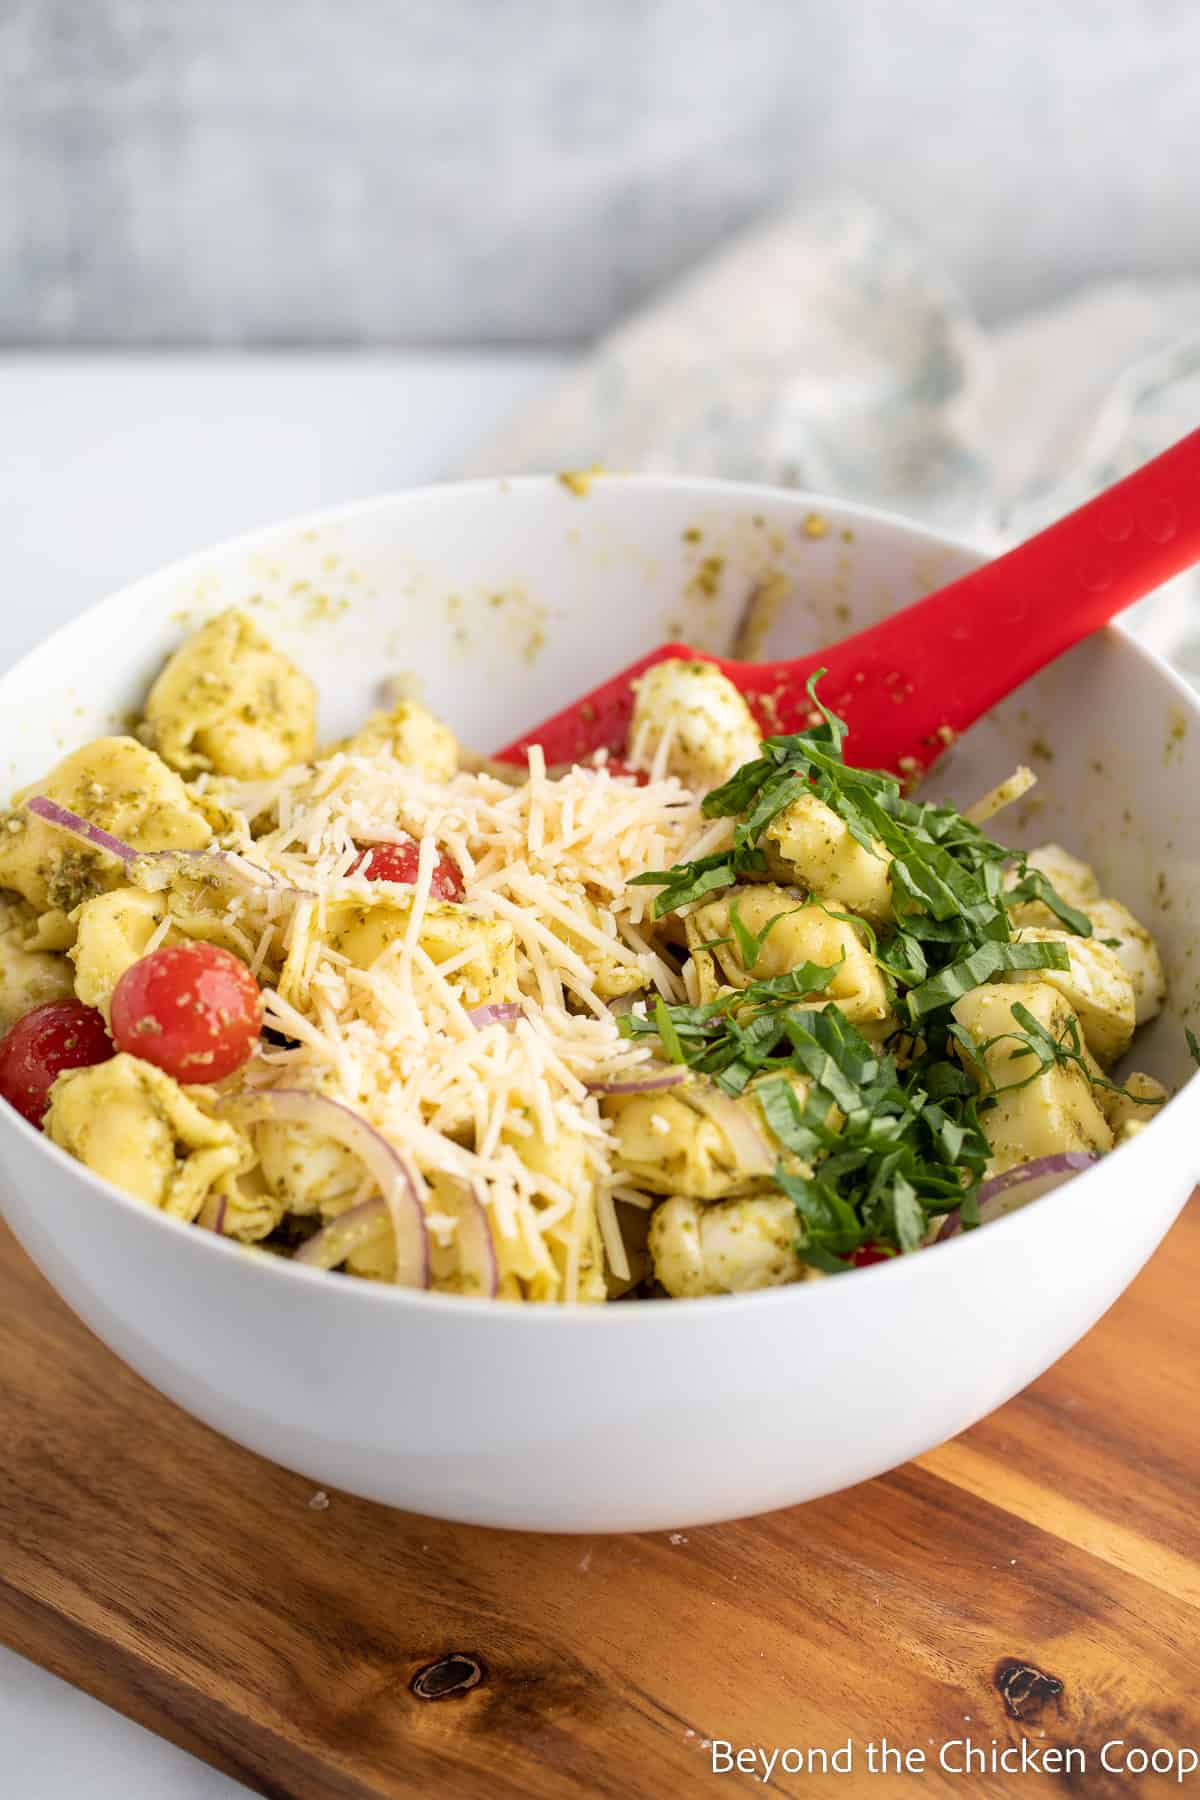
[0,610,1171,1302]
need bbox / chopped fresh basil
[653,995,685,1065]
[982,1001,1169,1104]
[1004,868,1094,936]
[623,673,1138,1268]
[630,846,766,917]
[906,939,1071,1021]
[726,897,805,974]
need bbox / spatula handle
[809,426,1200,770]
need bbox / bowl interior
[5,473,1200,1090]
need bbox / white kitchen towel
[457,194,1200,679]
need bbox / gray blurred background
[2,0,1197,347]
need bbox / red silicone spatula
[494,428,1200,775]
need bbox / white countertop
[0,348,563,1800]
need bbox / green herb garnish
[621,959,846,1091]
[653,995,685,1065]
[629,848,766,913]
[759,1008,992,1262]
[623,672,1106,1268]
[1003,868,1094,937]
[723,898,805,973]
[960,1001,1166,1108]
[906,939,1070,1020]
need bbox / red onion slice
[198,1192,228,1235]
[936,1151,1098,1242]
[678,1084,776,1176]
[25,795,136,864]
[294,1196,390,1270]
[130,849,290,895]
[220,1089,429,1288]
[467,1003,523,1028]
[586,1063,690,1096]
[605,993,642,1019]
[133,856,293,899]
[26,795,306,897]
[439,1177,500,1299]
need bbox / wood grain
[2,1203,1198,1799]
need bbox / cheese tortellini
[142,609,317,779]
[763,790,894,923]
[69,886,166,1013]
[1004,926,1135,1067]
[630,658,761,787]
[951,981,1114,1170]
[69,877,269,1016]
[330,699,458,781]
[278,893,518,1013]
[606,1088,768,1200]
[0,896,74,1028]
[1099,1069,1169,1142]
[685,885,890,1025]
[0,736,212,938]
[605,1073,821,1202]
[1007,845,1166,1027]
[649,1193,817,1298]
[1085,898,1166,1026]
[1014,844,1100,912]
[501,1118,607,1304]
[45,1053,252,1220]
[257,1113,362,1218]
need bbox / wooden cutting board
[2,1204,1198,1800]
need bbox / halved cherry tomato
[600,756,649,786]
[0,1000,114,1127]
[110,942,263,1082]
[348,839,464,901]
[850,1242,892,1267]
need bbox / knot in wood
[994,1658,1064,1721]
[411,1653,486,1701]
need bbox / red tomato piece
[110,943,263,1082]
[348,839,464,901]
[600,756,649,785]
[0,1000,114,1127]
[850,1242,892,1267]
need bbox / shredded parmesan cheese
[207,754,715,1301]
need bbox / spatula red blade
[492,643,700,768]
[489,637,935,775]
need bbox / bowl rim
[3,472,1198,1327]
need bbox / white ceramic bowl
[1,476,1198,1533]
